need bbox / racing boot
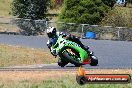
[83,46,96,59]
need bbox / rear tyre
[90,56,98,66]
[75,64,82,67]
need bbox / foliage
[101,7,132,27]
[11,0,49,19]
[11,0,49,35]
[59,0,109,25]
[102,0,116,9]
[13,19,47,35]
[50,0,64,9]
[50,0,56,9]
[128,0,132,4]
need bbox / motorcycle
[49,35,98,67]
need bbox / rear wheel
[75,64,82,67]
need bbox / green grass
[0,0,12,17]
[0,75,131,88]
[0,44,56,67]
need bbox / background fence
[0,18,132,41]
[47,21,132,41]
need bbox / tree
[101,0,116,9]
[11,0,49,35]
[12,0,49,19]
[59,0,109,24]
[127,0,132,4]
[50,0,64,9]
[129,0,132,4]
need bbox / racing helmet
[46,27,57,38]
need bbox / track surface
[0,34,132,69]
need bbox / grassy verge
[0,23,20,32]
[0,0,12,17]
[0,44,56,67]
[0,70,131,88]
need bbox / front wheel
[58,58,68,67]
[62,50,82,67]
[90,56,98,66]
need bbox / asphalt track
[0,34,132,69]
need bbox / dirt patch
[0,71,74,83]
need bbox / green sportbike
[50,35,98,67]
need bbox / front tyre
[63,51,82,67]
[58,58,68,67]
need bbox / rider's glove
[47,40,52,49]
[50,47,58,56]
[47,44,51,49]
[84,46,89,50]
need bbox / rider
[46,27,90,56]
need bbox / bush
[49,0,64,9]
[59,0,109,25]
[101,7,132,27]
[11,0,49,35]
[11,0,49,19]
[102,0,116,9]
